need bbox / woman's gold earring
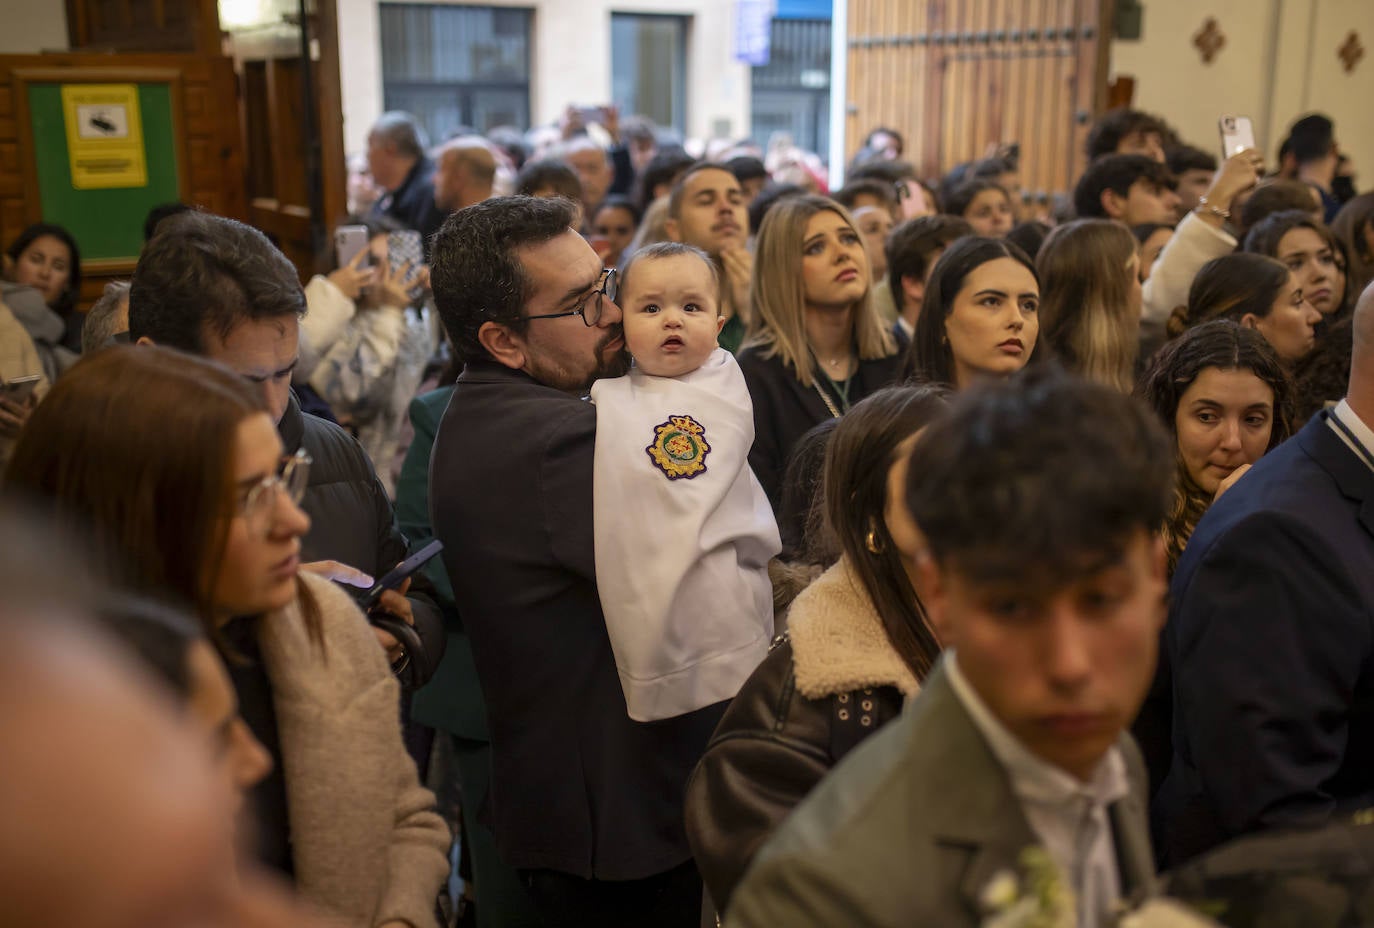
[865,529,884,554]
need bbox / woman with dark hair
[685,384,947,915]
[1244,209,1351,320]
[942,178,1014,237]
[1169,252,1321,367]
[1132,222,1174,283]
[1036,219,1142,392]
[901,235,1040,388]
[3,222,82,376]
[591,194,642,268]
[5,346,449,927]
[739,194,903,510]
[1137,319,1293,574]
[1331,192,1374,298]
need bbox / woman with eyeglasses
[739,194,903,512]
[1167,252,1322,368]
[4,346,449,928]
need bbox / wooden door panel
[847,0,1108,208]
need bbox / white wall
[0,0,69,53]
[1111,0,1374,171]
[336,0,751,157]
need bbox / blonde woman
[1036,219,1143,392]
[739,194,902,509]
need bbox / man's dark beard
[592,325,631,382]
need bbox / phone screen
[3,376,41,404]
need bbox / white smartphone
[2,374,41,404]
[1218,115,1256,160]
[334,224,370,268]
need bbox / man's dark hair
[1085,108,1168,161]
[1167,145,1217,176]
[1238,181,1321,233]
[636,146,696,211]
[1005,220,1052,262]
[429,195,578,364]
[725,155,767,184]
[905,365,1173,585]
[748,183,807,234]
[127,212,304,352]
[514,158,582,201]
[885,215,973,312]
[1073,154,1175,219]
[944,179,1010,219]
[1288,114,1335,166]
[846,159,917,187]
[666,162,738,220]
[863,126,904,154]
[143,202,193,242]
[834,178,897,213]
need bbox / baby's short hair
[617,241,720,308]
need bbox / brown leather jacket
[683,558,919,913]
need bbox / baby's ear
[715,313,726,334]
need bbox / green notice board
[28,82,181,262]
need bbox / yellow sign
[60,84,147,189]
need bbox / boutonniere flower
[1115,898,1221,927]
[979,847,1074,928]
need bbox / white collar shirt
[1328,399,1374,475]
[947,653,1130,928]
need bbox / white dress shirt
[947,653,1130,928]
[1328,399,1374,475]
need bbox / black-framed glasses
[526,268,617,327]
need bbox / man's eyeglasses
[526,268,617,327]
[238,448,311,538]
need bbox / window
[611,14,687,134]
[751,18,831,160]
[380,4,532,141]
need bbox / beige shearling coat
[258,572,450,927]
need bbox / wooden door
[847,0,1110,213]
[224,0,347,281]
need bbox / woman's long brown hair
[4,345,322,645]
[822,384,948,680]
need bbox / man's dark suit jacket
[1156,410,1374,865]
[429,360,724,880]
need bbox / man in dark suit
[427,196,725,927]
[730,368,1171,927]
[1155,281,1374,865]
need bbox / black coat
[429,361,725,880]
[737,348,904,512]
[371,157,446,255]
[279,392,445,684]
[1155,411,1374,865]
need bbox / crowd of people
[1,100,1372,928]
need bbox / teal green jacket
[395,385,488,740]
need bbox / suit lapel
[1299,412,1374,539]
[914,667,1041,920]
[1110,789,1156,902]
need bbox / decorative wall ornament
[1339,31,1365,74]
[1193,17,1226,65]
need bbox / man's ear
[915,551,955,645]
[476,321,528,372]
[663,218,682,243]
[1101,188,1126,220]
